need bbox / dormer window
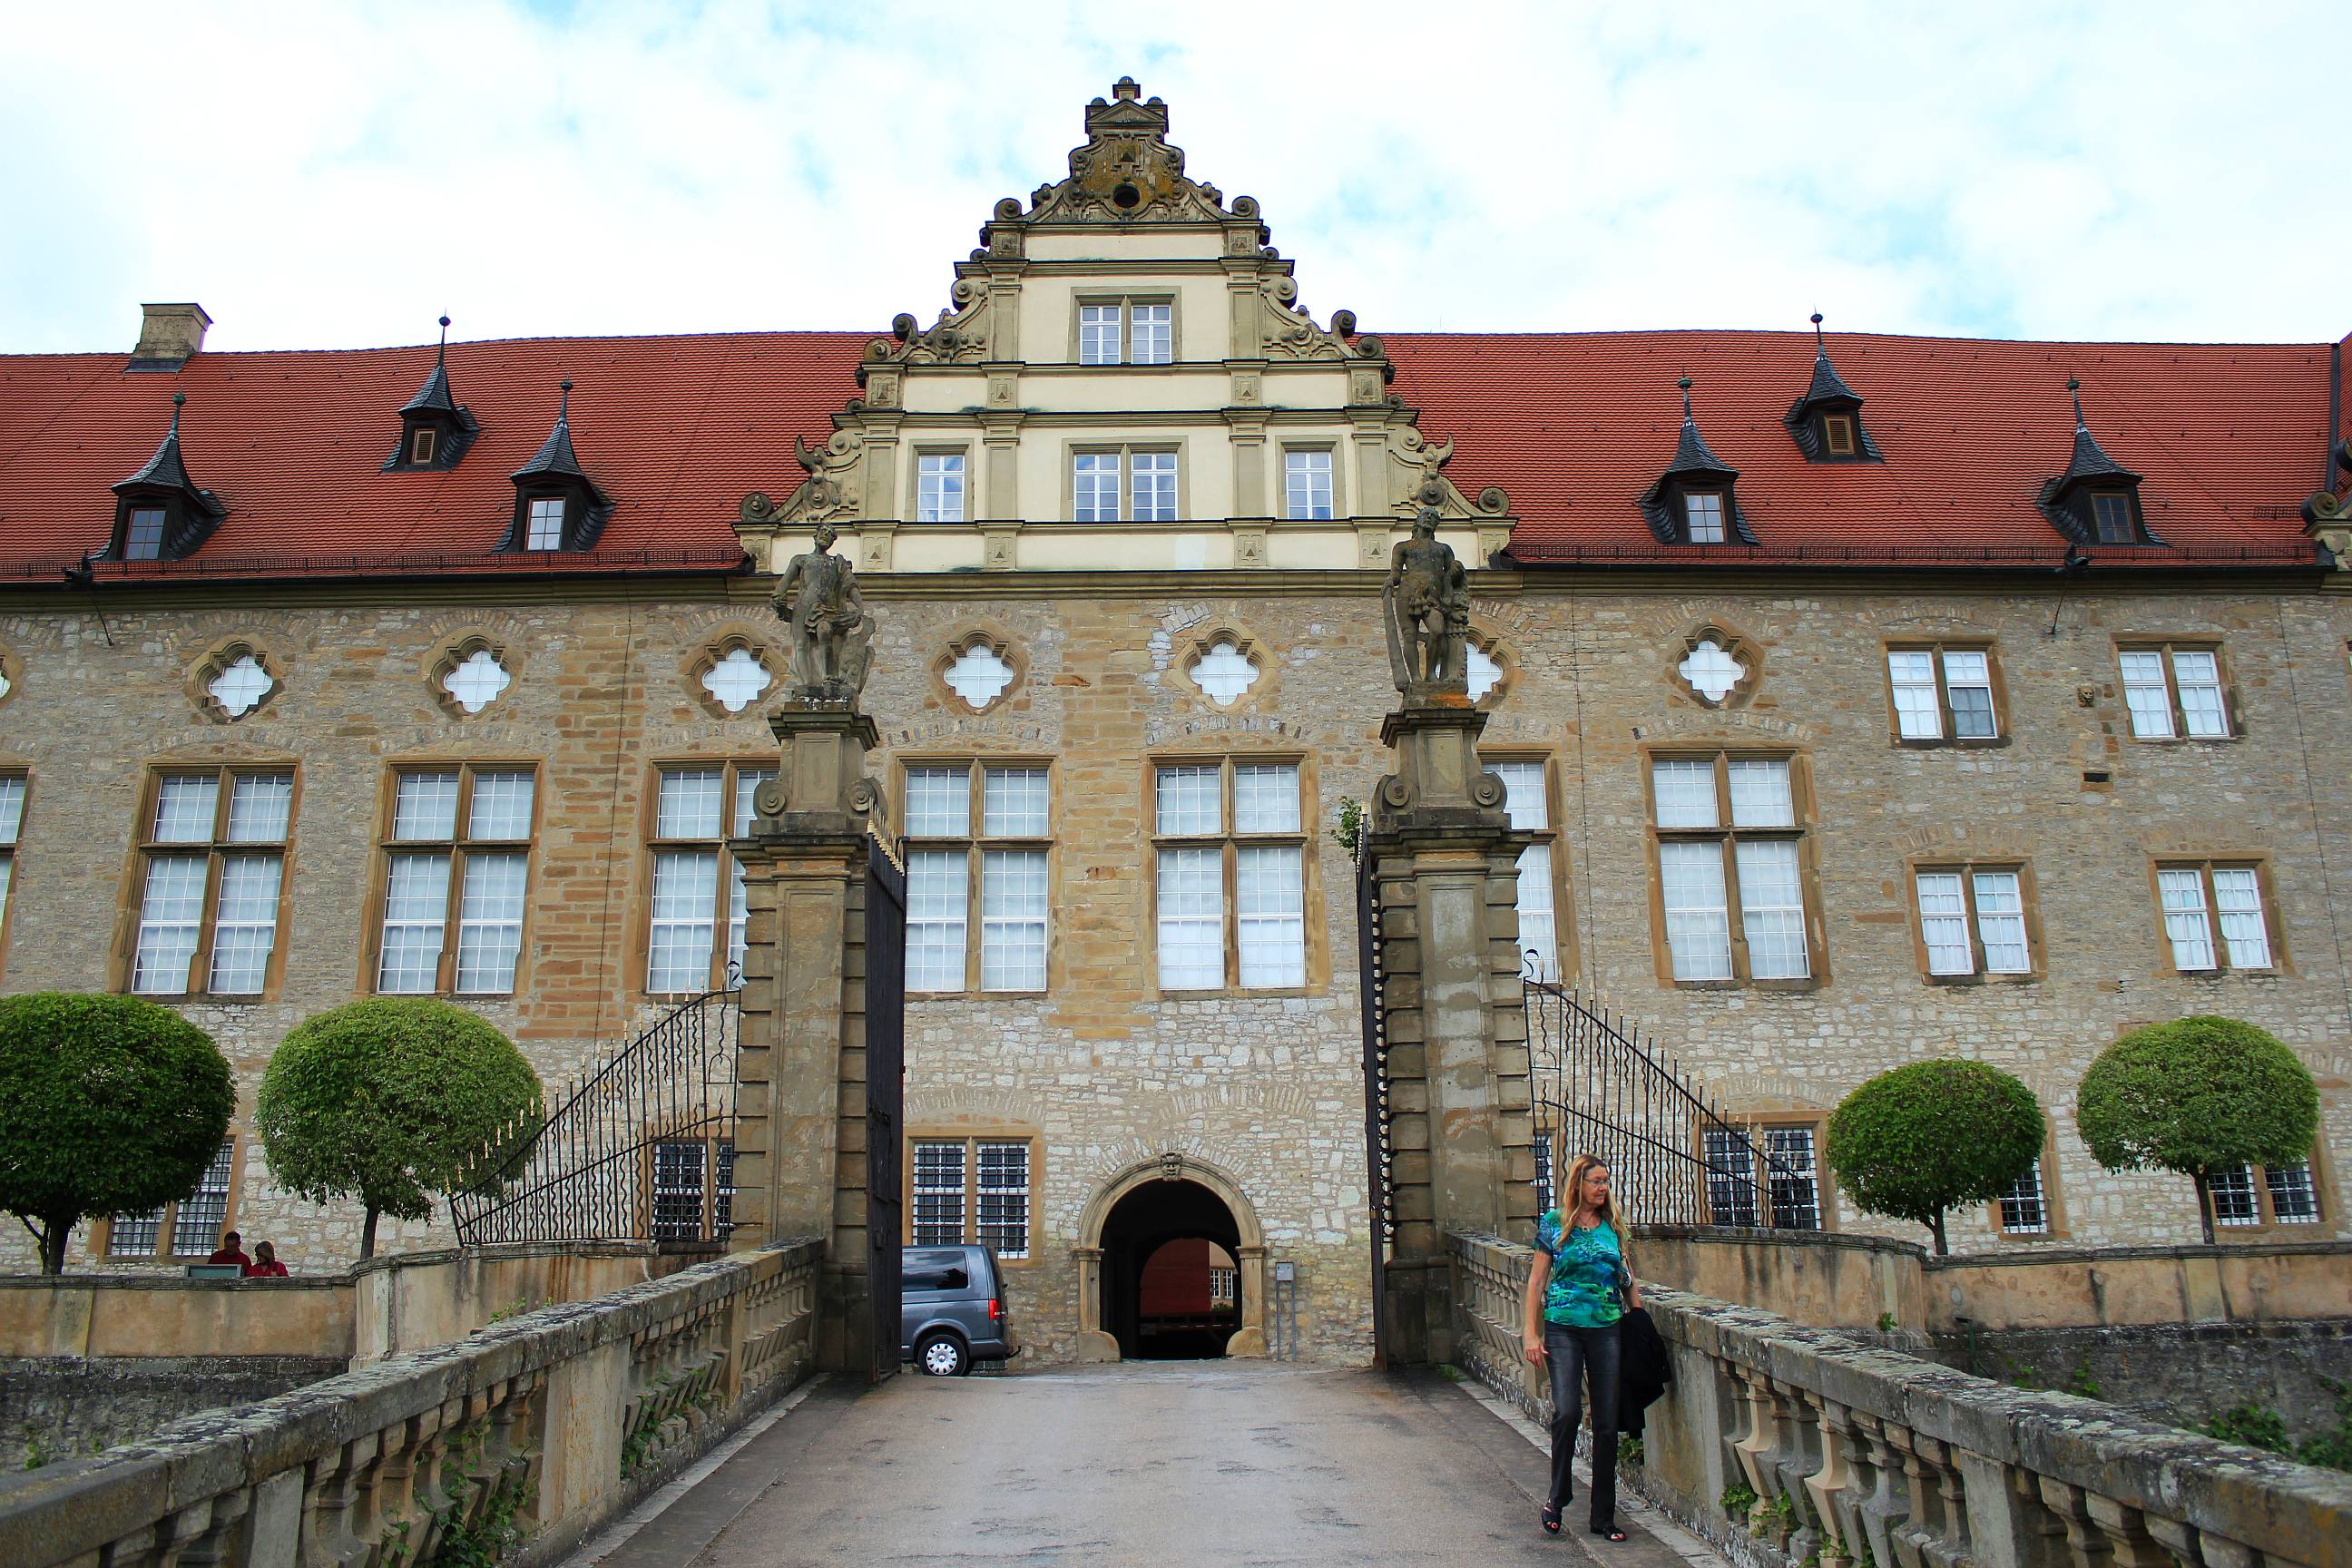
[387,317,478,474]
[1785,315,1883,463]
[1640,378,1755,547]
[2038,378,2161,548]
[108,393,227,563]
[503,380,612,554]
[1821,414,1856,457]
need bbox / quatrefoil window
[442,649,512,714]
[208,655,274,719]
[1191,641,1261,706]
[1465,643,1503,703]
[945,644,1015,710]
[1678,639,1746,704]
[701,647,774,714]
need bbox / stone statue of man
[1383,507,1470,693]
[771,522,874,701]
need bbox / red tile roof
[0,325,2334,584]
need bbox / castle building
[0,82,2346,1363]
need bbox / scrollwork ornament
[1377,775,1416,813]
[1470,770,1507,810]
[847,778,882,816]
[752,778,789,822]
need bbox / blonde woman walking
[1523,1151,1639,1541]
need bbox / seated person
[207,1230,251,1269]
[242,1240,289,1279]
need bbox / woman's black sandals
[1541,1504,1562,1534]
[1592,1524,1629,1543]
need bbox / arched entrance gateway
[1073,1155,1267,1361]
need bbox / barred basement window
[130,769,295,997]
[1701,1121,1826,1230]
[903,762,1051,993]
[649,1137,735,1242]
[2154,862,2275,973]
[374,766,536,995]
[908,1136,1033,1259]
[1995,1159,2052,1237]
[645,764,775,994]
[1154,759,1308,991]
[109,1139,238,1259]
[2210,1156,2324,1230]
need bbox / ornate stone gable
[1021,77,1234,226]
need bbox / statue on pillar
[771,522,874,701]
[1383,506,1471,696]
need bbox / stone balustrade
[1448,1230,2352,1568]
[0,1240,821,1568]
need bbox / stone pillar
[1366,696,1535,1365]
[730,699,885,1377]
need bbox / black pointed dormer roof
[110,392,228,559]
[512,381,603,495]
[2056,380,2140,488]
[1785,313,1884,460]
[387,316,479,471]
[502,380,612,551]
[116,403,200,495]
[1640,377,1757,544]
[2039,377,2160,545]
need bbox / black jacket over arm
[1617,1308,1673,1436]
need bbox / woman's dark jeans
[1544,1320,1622,1527]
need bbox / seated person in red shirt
[207,1230,250,1269]
[242,1240,289,1279]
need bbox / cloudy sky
[5,2,2347,355]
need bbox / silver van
[899,1244,1014,1376]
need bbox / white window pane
[1237,845,1305,988]
[1685,492,1725,542]
[733,769,775,838]
[649,849,720,992]
[2210,1162,2260,1226]
[2266,1162,2319,1224]
[1191,642,1260,705]
[207,853,281,995]
[913,1141,966,1245]
[1491,762,1548,831]
[657,769,725,839]
[1916,872,1973,976]
[467,771,534,840]
[906,849,968,991]
[1156,765,1220,837]
[0,777,23,845]
[982,768,1050,838]
[1659,840,1731,981]
[1132,450,1179,522]
[152,775,220,843]
[980,848,1048,991]
[1073,452,1122,522]
[2212,868,2270,968]
[132,854,208,994]
[1736,839,1809,980]
[2158,868,2216,970]
[917,453,966,524]
[0,858,11,930]
[1727,760,1795,828]
[1233,763,1300,834]
[728,859,750,983]
[945,645,1015,709]
[2119,652,2175,739]
[1465,643,1503,702]
[1651,760,1719,829]
[977,1141,1031,1258]
[526,495,565,550]
[455,852,527,993]
[124,507,165,561]
[2172,652,2228,737]
[1516,843,1558,982]
[1972,870,2031,975]
[904,767,971,838]
[393,772,461,840]
[377,853,451,993]
[225,774,294,843]
[1285,450,1334,521]
[1157,846,1224,989]
[1078,305,1121,366]
[1131,303,1172,366]
[1888,652,1942,740]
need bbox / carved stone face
[813,523,838,552]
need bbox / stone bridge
[2,1233,2344,1568]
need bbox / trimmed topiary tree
[257,998,542,1259]
[2077,1015,2319,1245]
[0,993,236,1274]
[1826,1058,2043,1256]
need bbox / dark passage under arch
[1098,1177,1242,1359]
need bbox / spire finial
[170,390,184,433]
[1811,311,1826,354]
[1678,375,1693,420]
[436,315,450,367]
[559,378,573,420]
[2067,376,2084,428]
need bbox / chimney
[128,303,213,371]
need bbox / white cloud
[3,0,2345,353]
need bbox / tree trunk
[2192,1169,2216,1246]
[1928,1210,1949,1257]
[360,1206,380,1260]
[39,1217,70,1276]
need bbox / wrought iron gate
[1357,851,1393,1367]
[865,837,906,1382]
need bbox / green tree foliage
[2076,1016,2319,1245]
[1825,1059,2043,1256]
[0,993,235,1274]
[257,999,541,1259]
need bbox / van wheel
[916,1332,970,1377]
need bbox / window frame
[914,447,970,524]
[1985,1132,2069,1241]
[1682,489,1728,544]
[410,426,438,466]
[0,769,25,982]
[2148,858,2282,975]
[1883,642,2006,747]
[1820,413,1857,457]
[2205,1147,2333,1235]
[1066,440,1186,523]
[1907,859,2042,985]
[904,1129,1041,1265]
[641,760,777,997]
[1481,750,1573,984]
[1695,1112,1837,1231]
[94,1137,243,1261]
[119,765,300,1001]
[644,1132,736,1245]
[897,758,1054,995]
[1148,753,1318,995]
[366,761,541,997]
[523,495,567,552]
[1281,446,1339,522]
[1071,294,1179,367]
[1644,750,1824,990]
[119,503,171,562]
[2114,641,2239,742]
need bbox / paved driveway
[580,1361,1704,1568]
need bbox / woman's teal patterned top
[1534,1209,1623,1328]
